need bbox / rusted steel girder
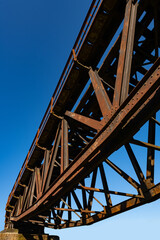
[8,58,160,228]
[5,0,160,232]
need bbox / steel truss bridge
[5,0,160,234]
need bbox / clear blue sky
[0,0,160,239]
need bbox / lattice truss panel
[5,0,160,232]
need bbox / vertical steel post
[88,169,97,211]
[35,167,42,199]
[41,150,50,187]
[146,2,159,182]
[68,193,71,221]
[61,119,69,173]
[44,125,61,192]
[113,0,138,106]
[147,120,155,182]
[99,164,112,208]
[125,143,148,192]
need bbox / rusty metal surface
[5,0,160,232]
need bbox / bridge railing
[7,0,103,206]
